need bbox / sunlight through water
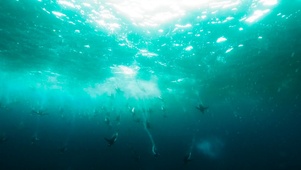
[2,1,301,168]
[54,0,279,34]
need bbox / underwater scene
[0,0,301,169]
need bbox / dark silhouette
[196,104,208,114]
[104,132,118,147]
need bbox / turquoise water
[1,0,301,169]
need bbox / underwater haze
[1,0,301,169]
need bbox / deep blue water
[1,0,301,169]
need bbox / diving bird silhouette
[196,104,208,114]
[104,132,118,147]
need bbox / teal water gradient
[0,0,301,169]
